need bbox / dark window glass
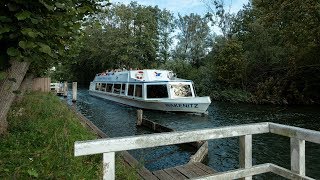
[135,85,142,97]
[147,85,168,98]
[121,84,126,94]
[106,84,113,92]
[101,83,106,91]
[128,84,134,96]
[95,83,100,90]
[113,84,121,94]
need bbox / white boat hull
[89,90,211,113]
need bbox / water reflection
[65,88,320,179]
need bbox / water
[65,88,320,179]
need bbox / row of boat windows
[95,83,193,98]
[95,83,169,98]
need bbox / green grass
[0,92,139,179]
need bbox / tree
[174,13,211,67]
[157,9,175,64]
[0,0,105,134]
[0,0,104,75]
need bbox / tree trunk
[0,60,30,135]
[15,74,34,103]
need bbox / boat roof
[93,69,192,83]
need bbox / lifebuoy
[136,71,144,79]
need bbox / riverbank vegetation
[60,1,320,105]
[0,92,138,179]
[1,0,319,105]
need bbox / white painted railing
[74,122,320,180]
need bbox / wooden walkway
[152,162,216,180]
[122,152,217,180]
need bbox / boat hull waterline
[89,90,211,113]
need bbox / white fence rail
[74,122,320,180]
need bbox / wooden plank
[184,163,209,176]
[103,152,115,180]
[139,170,159,180]
[270,164,315,180]
[269,123,320,144]
[121,152,158,180]
[137,109,143,125]
[192,162,217,174]
[239,135,252,180]
[175,165,198,178]
[75,122,270,156]
[163,168,187,180]
[192,164,271,180]
[153,170,173,180]
[290,138,305,175]
[189,141,208,163]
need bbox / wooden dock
[122,151,216,180]
[75,122,320,180]
[152,162,216,180]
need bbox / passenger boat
[89,69,211,113]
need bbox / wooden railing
[74,122,319,180]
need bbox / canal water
[65,88,320,179]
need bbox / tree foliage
[174,13,211,67]
[0,0,104,75]
[61,0,320,104]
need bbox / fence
[32,77,50,92]
[74,122,319,180]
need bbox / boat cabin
[90,69,196,100]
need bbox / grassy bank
[0,92,138,179]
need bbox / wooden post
[239,135,252,180]
[136,109,143,126]
[63,81,68,97]
[290,138,305,176]
[72,82,77,102]
[103,152,115,180]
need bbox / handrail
[75,122,269,156]
[74,122,320,180]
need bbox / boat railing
[74,122,319,180]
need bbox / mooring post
[63,81,68,97]
[290,137,305,176]
[103,152,115,180]
[72,82,77,102]
[137,109,143,126]
[239,135,252,180]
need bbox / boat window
[101,83,106,91]
[147,85,168,98]
[128,84,134,96]
[171,84,192,97]
[95,83,101,90]
[106,84,113,92]
[121,84,126,94]
[113,84,121,94]
[135,85,142,98]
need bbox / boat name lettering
[165,103,198,108]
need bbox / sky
[110,0,249,16]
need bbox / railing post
[103,152,115,180]
[136,109,143,126]
[63,81,68,97]
[72,82,77,102]
[239,135,252,180]
[290,138,305,176]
